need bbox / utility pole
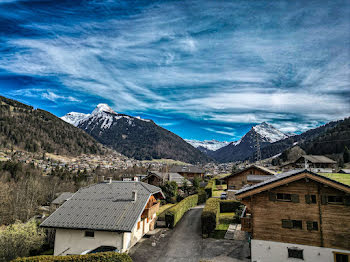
[255,131,262,165]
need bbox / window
[327,195,344,204]
[305,194,317,204]
[282,219,302,229]
[306,221,318,231]
[85,231,94,238]
[288,248,304,260]
[334,252,349,262]
[277,193,292,201]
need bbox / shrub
[165,194,198,228]
[219,200,241,213]
[198,189,207,204]
[201,198,220,236]
[0,219,45,262]
[12,252,132,262]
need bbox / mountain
[209,122,289,163]
[185,139,229,152]
[61,104,210,164]
[0,96,106,156]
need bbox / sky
[0,0,349,142]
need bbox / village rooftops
[170,165,205,174]
[222,164,276,180]
[40,181,164,232]
[236,169,350,197]
[145,171,192,186]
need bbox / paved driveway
[129,206,250,262]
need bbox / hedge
[198,189,207,204]
[201,198,220,236]
[204,179,214,198]
[165,194,198,228]
[12,252,132,262]
[220,200,241,213]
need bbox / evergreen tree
[344,146,350,163]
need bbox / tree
[0,219,45,261]
[182,179,189,195]
[193,177,200,191]
[344,146,350,163]
[160,181,178,203]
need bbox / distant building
[282,155,337,171]
[121,174,147,182]
[339,169,350,174]
[142,171,192,187]
[169,165,205,179]
[41,181,164,255]
[51,192,74,210]
[223,165,276,199]
[236,169,350,262]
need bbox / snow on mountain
[185,139,229,151]
[91,103,116,115]
[252,122,289,143]
[61,112,90,127]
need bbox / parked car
[81,246,120,255]
[220,192,227,200]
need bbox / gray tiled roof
[51,192,74,205]
[148,171,192,186]
[300,155,337,164]
[41,181,163,232]
[236,169,350,195]
[222,165,276,180]
[246,175,275,182]
[170,165,205,174]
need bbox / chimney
[134,176,139,182]
[132,191,137,202]
[101,175,105,182]
[108,177,112,184]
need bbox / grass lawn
[212,190,225,197]
[319,173,350,186]
[157,203,175,220]
[210,212,235,239]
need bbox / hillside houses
[40,181,164,255]
[142,171,192,187]
[170,165,205,179]
[281,155,337,172]
[236,169,350,262]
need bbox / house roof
[41,181,163,232]
[246,175,275,182]
[170,165,205,174]
[145,171,192,186]
[223,165,276,180]
[236,169,350,198]
[298,155,337,164]
[339,169,350,174]
[51,192,74,205]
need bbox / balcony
[240,206,252,232]
[141,201,160,219]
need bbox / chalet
[169,165,205,179]
[236,169,350,262]
[121,174,147,182]
[294,155,336,170]
[51,192,74,210]
[223,165,276,199]
[41,181,164,255]
[142,171,192,187]
[339,169,350,174]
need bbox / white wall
[54,229,123,256]
[251,239,350,262]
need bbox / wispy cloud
[0,0,349,140]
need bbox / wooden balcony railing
[141,201,160,219]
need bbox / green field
[319,173,350,186]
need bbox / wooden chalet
[236,169,350,262]
[169,165,205,179]
[142,171,192,187]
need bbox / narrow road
[130,206,249,262]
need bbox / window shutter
[321,195,328,205]
[269,192,276,201]
[282,219,292,229]
[291,194,299,203]
[305,194,311,204]
[306,221,313,231]
[344,196,350,206]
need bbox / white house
[41,180,164,255]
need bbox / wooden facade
[224,165,275,190]
[238,172,350,251]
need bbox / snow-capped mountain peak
[185,139,229,151]
[91,103,116,115]
[61,112,90,127]
[252,122,288,143]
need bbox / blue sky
[0,0,349,141]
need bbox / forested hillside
[0,96,105,156]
